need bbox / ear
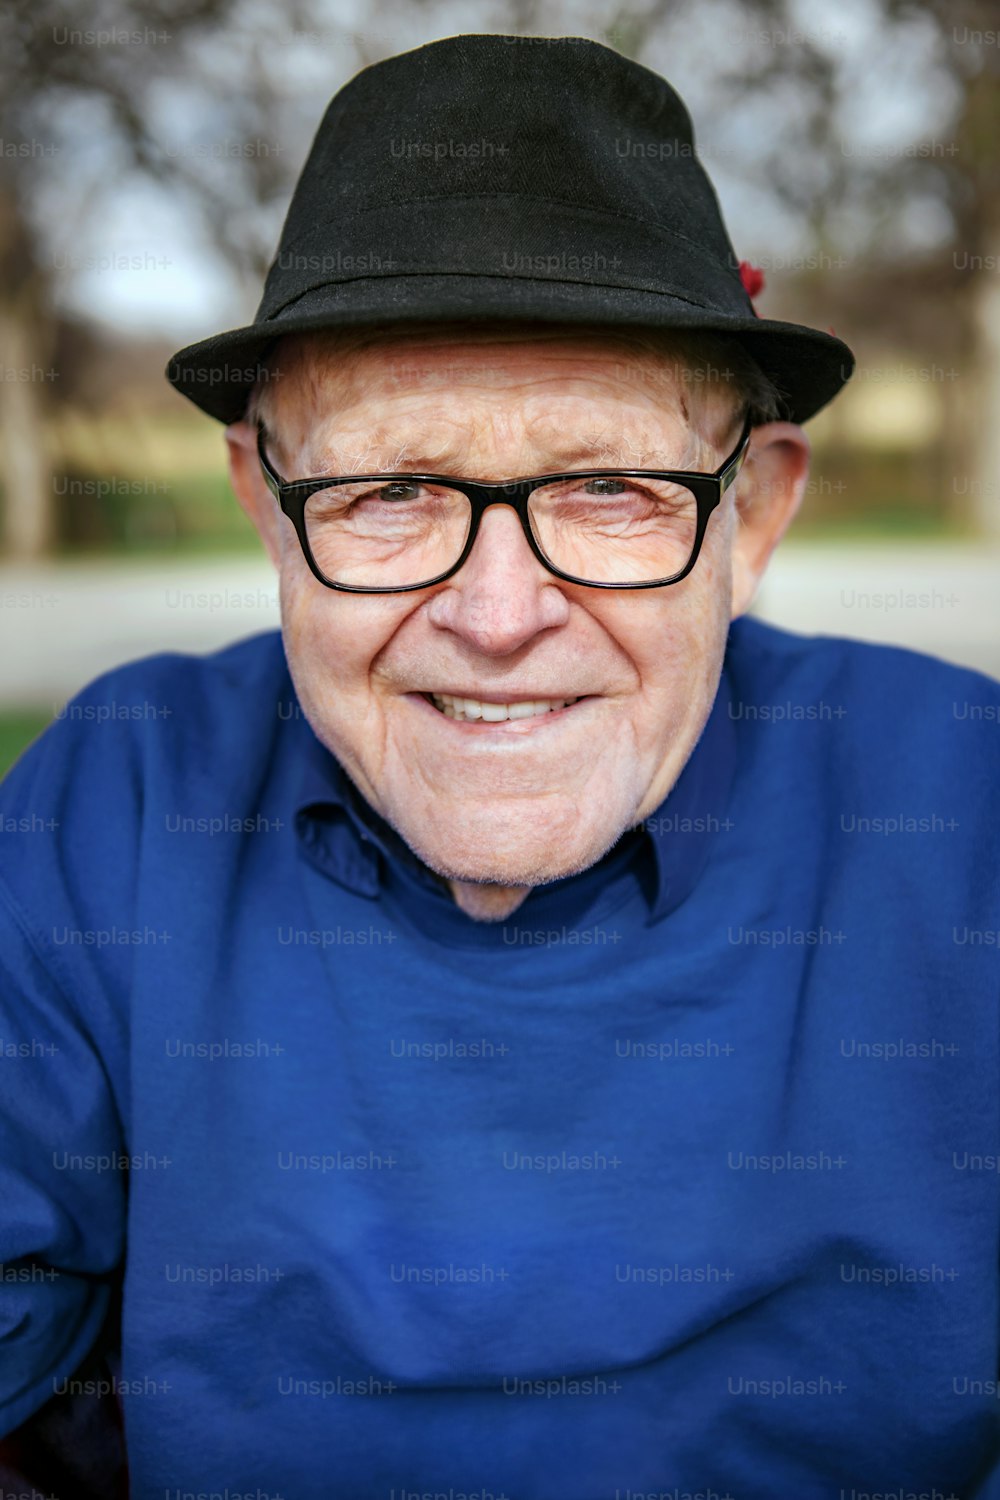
[225,419,286,570]
[729,420,810,619]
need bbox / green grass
[1,452,983,558]
[47,472,265,558]
[0,712,52,779]
[788,508,975,542]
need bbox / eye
[582,477,631,496]
[376,481,424,502]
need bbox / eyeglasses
[256,415,751,593]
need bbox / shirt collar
[289,661,737,925]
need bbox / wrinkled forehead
[254,321,737,473]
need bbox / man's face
[228,324,803,902]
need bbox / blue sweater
[1,615,998,1499]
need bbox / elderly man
[1,33,998,1500]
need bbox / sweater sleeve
[0,878,126,1436]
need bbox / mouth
[422,692,588,724]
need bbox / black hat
[165,33,854,425]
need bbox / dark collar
[290,665,737,926]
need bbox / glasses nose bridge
[464,476,534,508]
[461,477,538,560]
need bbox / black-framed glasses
[256,415,752,593]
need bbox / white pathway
[1,543,998,709]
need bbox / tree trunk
[970,263,1000,540]
[0,299,54,559]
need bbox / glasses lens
[304,480,471,588]
[527,474,700,584]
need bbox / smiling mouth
[424,692,584,723]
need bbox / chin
[397,810,629,891]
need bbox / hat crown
[262,34,743,320]
[292,37,694,209]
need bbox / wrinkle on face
[259,321,738,907]
[257,319,738,476]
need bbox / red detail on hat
[738,260,766,309]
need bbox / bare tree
[0,0,296,556]
[3,0,998,555]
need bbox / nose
[424,502,570,655]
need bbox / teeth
[429,694,580,722]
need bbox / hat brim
[165,274,853,427]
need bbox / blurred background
[2,0,999,773]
